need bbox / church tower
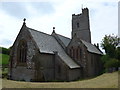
[72,8,91,43]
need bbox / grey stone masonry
[72,8,91,43]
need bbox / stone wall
[67,37,103,78]
[72,8,91,43]
[67,38,88,77]
[9,26,38,81]
[87,52,103,77]
[68,68,81,81]
[54,55,68,81]
[11,66,35,81]
[33,53,55,81]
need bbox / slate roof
[56,34,71,47]
[81,40,103,55]
[28,27,80,69]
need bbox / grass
[0,53,9,78]
[1,71,118,88]
[0,53,9,65]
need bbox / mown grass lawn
[0,53,9,79]
[0,53,9,65]
[1,72,118,88]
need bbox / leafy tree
[101,54,110,64]
[101,34,120,72]
[101,34,120,58]
[116,47,120,60]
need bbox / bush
[104,58,120,69]
[101,54,110,64]
[2,68,8,78]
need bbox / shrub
[104,58,120,69]
[2,68,8,78]
[101,54,110,64]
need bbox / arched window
[17,40,27,63]
[80,48,82,59]
[76,49,78,59]
[71,47,73,58]
[73,48,75,59]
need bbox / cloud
[29,2,55,15]
[89,1,118,44]
[1,2,28,18]
[102,2,117,7]
[1,2,55,19]
[0,38,13,47]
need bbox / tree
[101,34,120,58]
[101,34,120,72]
[101,54,110,64]
[0,47,10,55]
[116,47,120,60]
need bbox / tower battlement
[82,8,89,13]
[72,8,89,18]
[72,13,82,16]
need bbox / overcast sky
[0,0,118,48]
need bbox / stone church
[8,8,103,82]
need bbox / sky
[0,0,118,49]
[119,1,120,37]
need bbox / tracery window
[17,40,27,63]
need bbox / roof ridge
[27,27,52,37]
[56,33,71,40]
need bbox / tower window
[77,23,79,28]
